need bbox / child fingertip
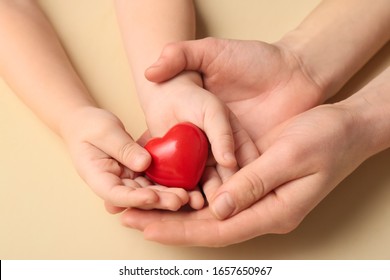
[223,152,237,167]
[132,150,152,171]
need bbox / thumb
[94,126,152,172]
[203,103,237,168]
[210,144,302,220]
[145,38,221,83]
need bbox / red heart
[144,122,209,190]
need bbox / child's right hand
[60,106,191,212]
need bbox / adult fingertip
[210,192,236,220]
[104,201,125,214]
[120,209,139,229]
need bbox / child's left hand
[141,71,238,166]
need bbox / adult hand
[145,37,326,218]
[120,102,371,246]
[60,106,191,212]
[137,71,260,208]
[145,38,325,140]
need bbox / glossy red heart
[144,122,209,190]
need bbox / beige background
[1,0,389,259]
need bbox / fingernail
[212,192,235,220]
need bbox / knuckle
[204,101,230,126]
[276,217,302,234]
[162,42,181,57]
[272,197,306,234]
[237,170,266,207]
[278,143,305,168]
[118,141,138,164]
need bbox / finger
[104,201,126,214]
[121,173,328,247]
[93,126,151,172]
[142,189,297,246]
[145,185,190,211]
[145,38,222,83]
[82,158,185,210]
[129,176,192,211]
[188,187,205,210]
[230,113,260,167]
[209,142,311,220]
[201,167,223,201]
[203,103,236,168]
[123,204,267,247]
[108,184,188,211]
[121,208,166,231]
[123,209,223,246]
[144,219,222,247]
[121,205,212,231]
[103,178,159,207]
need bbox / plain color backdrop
[1,0,389,259]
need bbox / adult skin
[121,0,390,246]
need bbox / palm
[62,107,193,211]
[121,104,368,246]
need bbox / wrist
[137,70,202,109]
[337,82,390,158]
[276,31,336,101]
[276,0,390,102]
[58,104,101,142]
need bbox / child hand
[141,71,238,168]
[60,106,191,212]
[146,38,325,140]
[137,71,261,208]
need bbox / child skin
[0,0,256,212]
[112,0,258,210]
[0,0,214,212]
[120,0,390,246]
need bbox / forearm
[114,0,200,105]
[342,67,390,158]
[278,0,390,100]
[0,0,95,135]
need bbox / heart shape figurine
[144,122,209,190]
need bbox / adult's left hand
[120,102,370,246]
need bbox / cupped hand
[141,71,239,168]
[60,106,192,212]
[144,37,330,218]
[120,103,370,246]
[146,37,325,140]
[138,71,260,207]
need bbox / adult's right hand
[120,101,373,246]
